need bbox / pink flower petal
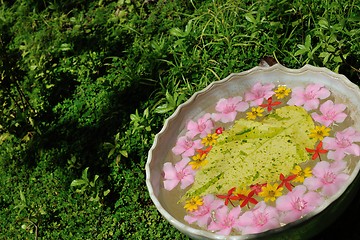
[244,82,275,106]
[304,160,349,197]
[180,172,195,189]
[327,150,346,161]
[163,162,177,179]
[212,97,249,123]
[303,99,320,111]
[207,206,241,235]
[238,202,280,235]
[163,179,180,191]
[186,113,214,138]
[287,84,330,110]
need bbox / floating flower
[246,107,264,120]
[250,183,267,195]
[238,201,280,235]
[172,135,203,157]
[207,206,242,236]
[276,185,323,224]
[291,165,312,183]
[163,158,196,190]
[196,146,212,156]
[212,97,249,123]
[215,127,224,134]
[323,127,360,161]
[216,187,237,206]
[236,190,258,208]
[311,100,347,127]
[189,153,208,170]
[258,183,283,202]
[278,173,296,191]
[234,186,251,197]
[184,196,204,212]
[184,194,225,228]
[186,113,214,138]
[309,125,331,141]
[201,133,218,146]
[287,83,330,111]
[244,82,275,106]
[274,85,291,99]
[306,141,328,161]
[259,97,281,111]
[303,160,349,196]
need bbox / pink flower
[163,158,196,190]
[287,84,330,111]
[276,185,323,224]
[211,97,249,123]
[207,206,242,235]
[244,82,275,106]
[186,113,214,138]
[323,127,360,161]
[303,160,349,197]
[311,100,347,127]
[172,135,203,157]
[184,194,225,228]
[238,201,280,235]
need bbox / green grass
[0,0,359,239]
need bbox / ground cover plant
[0,0,359,239]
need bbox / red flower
[215,127,224,134]
[250,183,267,195]
[236,190,258,208]
[278,173,296,191]
[216,187,237,206]
[196,146,212,156]
[306,141,328,160]
[260,97,281,111]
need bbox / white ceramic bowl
[145,64,360,239]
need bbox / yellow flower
[309,125,331,141]
[189,153,208,170]
[258,183,283,202]
[291,165,312,183]
[184,196,203,212]
[234,186,251,196]
[201,133,218,146]
[275,85,291,99]
[246,107,264,120]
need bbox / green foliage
[0,0,359,239]
[70,167,110,203]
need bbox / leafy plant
[70,167,110,204]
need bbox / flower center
[268,190,276,197]
[292,197,307,211]
[304,91,315,100]
[336,137,351,148]
[184,137,194,149]
[323,171,336,184]
[255,90,265,99]
[254,213,268,226]
[198,122,206,132]
[177,170,186,180]
[207,136,214,142]
[324,110,336,120]
[223,217,234,227]
[198,205,210,216]
[224,104,236,114]
[316,130,324,136]
[297,170,304,177]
